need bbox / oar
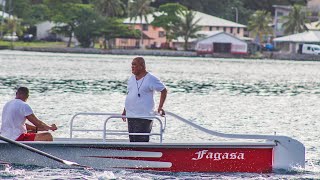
[0,135,89,168]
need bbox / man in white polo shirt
[1,87,57,141]
[122,57,167,142]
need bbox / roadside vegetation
[0,0,309,50]
[0,40,66,48]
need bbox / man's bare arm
[158,88,167,115]
[26,124,37,132]
[26,114,57,131]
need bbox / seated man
[1,87,57,141]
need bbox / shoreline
[10,46,320,61]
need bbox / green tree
[152,0,307,25]
[152,3,187,45]
[172,10,201,51]
[282,5,310,35]
[98,17,139,49]
[242,0,306,11]
[248,10,273,44]
[7,0,32,20]
[3,18,24,36]
[24,4,51,25]
[152,0,250,24]
[0,0,50,35]
[92,0,125,17]
[128,0,154,48]
[73,8,100,47]
[49,3,94,47]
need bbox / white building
[0,10,10,19]
[121,11,247,49]
[36,21,55,40]
[306,21,320,31]
[308,0,320,21]
[195,31,248,55]
[273,31,320,53]
[35,21,78,43]
[273,5,291,37]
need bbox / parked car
[22,34,34,42]
[3,33,19,41]
[301,44,320,55]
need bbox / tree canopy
[152,3,187,43]
[248,10,273,44]
[5,0,308,27]
[0,0,311,49]
[128,0,154,48]
[172,10,202,50]
[282,5,310,35]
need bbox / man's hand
[50,124,57,131]
[157,108,165,116]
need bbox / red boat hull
[84,146,273,173]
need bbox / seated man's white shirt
[1,99,33,140]
[125,72,165,117]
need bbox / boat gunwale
[0,138,276,148]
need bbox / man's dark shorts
[128,118,153,142]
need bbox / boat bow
[166,111,305,170]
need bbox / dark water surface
[0,50,319,179]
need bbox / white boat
[0,112,305,173]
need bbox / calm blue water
[0,50,319,179]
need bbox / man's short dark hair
[16,87,29,96]
[133,57,146,68]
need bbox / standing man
[122,57,167,142]
[1,87,57,141]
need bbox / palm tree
[248,10,273,45]
[173,10,201,51]
[151,3,188,45]
[282,5,310,35]
[128,0,154,48]
[93,0,125,17]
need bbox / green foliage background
[6,0,308,25]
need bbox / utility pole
[8,0,13,49]
[231,7,238,23]
[0,0,5,38]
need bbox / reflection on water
[1,76,320,96]
[0,77,128,94]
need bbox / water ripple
[1,76,320,96]
[0,77,128,94]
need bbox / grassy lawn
[0,40,67,48]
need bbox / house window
[237,27,240,34]
[209,26,213,31]
[216,27,220,30]
[223,27,226,32]
[142,24,148,31]
[230,28,233,33]
[159,31,165,37]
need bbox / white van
[302,44,320,55]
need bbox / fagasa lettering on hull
[192,150,245,161]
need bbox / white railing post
[102,115,164,143]
[69,112,165,143]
